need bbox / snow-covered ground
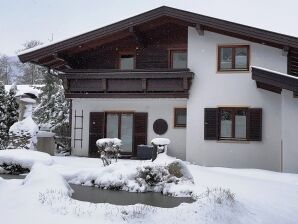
[1,152,298,224]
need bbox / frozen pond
[0,174,194,208]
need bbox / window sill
[174,125,186,128]
[216,139,250,144]
[217,69,250,74]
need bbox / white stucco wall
[71,98,187,159]
[186,28,287,171]
[282,90,298,173]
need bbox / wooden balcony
[59,69,194,98]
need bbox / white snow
[96,138,122,147]
[0,149,54,169]
[9,116,39,150]
[151,138,171,145]
[0,154,298,223]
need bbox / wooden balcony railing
[59,69,194,98]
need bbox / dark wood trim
[168,48,187,69]
[65,92,190,98]
[217,45,250,72]
[18,6,298,65]
[252,66,298,93]
[118,51,136,69]
[218,107,249,141]
[256,81,282,94]
[59,69,194,79]
[174,107,187,127]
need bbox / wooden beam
[195,24,204,36]
[129,26,146,47]
[282,46,289,56]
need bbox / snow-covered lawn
[0,151,298,223]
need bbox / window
[119,54,135,69]
[218,45,249,71]
[220,108,247,140]
[170,50,187,69]
[174,108,187,127]
[204,107,262,141]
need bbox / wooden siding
[288,48,298,77]
[66,23,187,70]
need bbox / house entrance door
[106,113,133,153]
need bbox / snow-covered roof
[251,66,298,80]
[18,6,298,65]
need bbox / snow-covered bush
[120,205,155,221]
[136,164,170,187]
[96,138,122,166]
[0,149,53,174]
[136,160,194,193]
[196,188,236,206]
[7,116,38,150]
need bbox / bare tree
[0,54,13,85]
[16,40,46,85]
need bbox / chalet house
[18,6,298,173]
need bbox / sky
[0,0,298,56]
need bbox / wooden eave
[18,6,298,66]
[252,67,298,95]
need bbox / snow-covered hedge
[0,149,54,174]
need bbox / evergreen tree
[34,71,69,132]
[0,81,8,149]
[6,83,19,131]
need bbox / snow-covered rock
[23,163,72,195]
[0,149,54,169]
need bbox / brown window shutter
[204,108,219,140]
[89,112,105,157]
[247,108,262,141]
[134,113,148,156]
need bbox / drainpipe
[280,140,283,172]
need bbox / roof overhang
[18,6,298,69]
[252,66,298,96]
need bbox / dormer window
[170,50,187,69]
[218,45,249,71]
[119,54,135,69]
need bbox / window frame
[217,45,250,72]
[174,107,187,128]
[118,52,136,70]
[219,107,248,141]
[169,49,187,69]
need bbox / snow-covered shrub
[0,163,30,174]
[0,149,53,174]
[7,116,38,150]
[96,138,122,166]
[197,188,236,206]
[120,205,155,221]
[136,164,170,187]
